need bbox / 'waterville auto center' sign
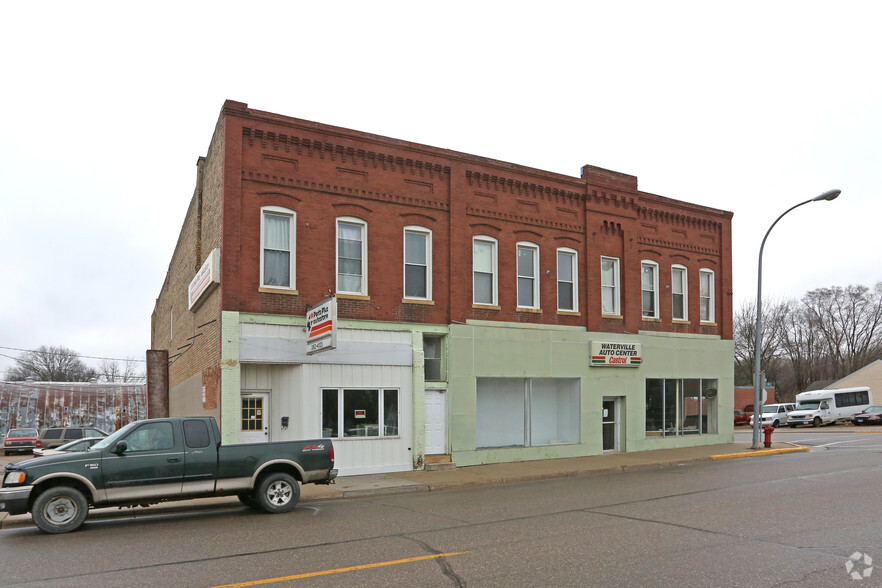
[590,341,642,367]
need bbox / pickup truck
[0,417,336,534]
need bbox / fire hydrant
[763,424,774,448]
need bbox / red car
[734,410,750,426]
[3,427,41,456]
[852,406,882,425]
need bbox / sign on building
[188,248,221,311]
[590,341,642,367]
[306,297,337,355]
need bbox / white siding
[239,325,414,475]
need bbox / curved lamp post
[752,189,841,449]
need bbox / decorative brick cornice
[242,170,449,213]
[466,206,583,234]
[465,170,583,205]
[637,236,720,256]
[636,205,722,232]
[243,127,451,179]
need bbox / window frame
[403,226,432,301]
[336,217,368,296]
[260,206,297,290]
[472,235,498,306]
[600,256,621,316]
[641,260,660,319]
[556,248,578,312]
[699,268,715,323]
[516,241,540,309]
[321,388,400,439]
[671,264,688,321]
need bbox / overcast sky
[1,1,879,379]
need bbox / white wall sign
[188,248,221,311]
[590,341,642,367]
[306,297,337,355]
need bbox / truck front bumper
[0,485,33,515]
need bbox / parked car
[33,436,105,457]
[851,406,882,425]
[734,410,750,426]
[749,403,796,428]
[38,427,110,450]
[4,428,40,456]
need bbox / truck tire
[772,420,780,428]
[238,492,260,510]
[788,424,797,428]
[256,472,300,514]
[32,486,88,534]
[813,417,822,427]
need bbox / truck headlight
[3,471,26,485]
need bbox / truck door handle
[168,458,181,463]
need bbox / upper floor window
[641,260,659,319]
[601,256,620,316]
[261,207,296,289]
[473,236,498,306]
[423,335,445,381]
[700,269,715,323]
[557,248,578,312]
[671,265,687,321]
[337,217,367,295]
[404,227,432,300]
[517,242,540,309]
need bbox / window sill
[557,310,581,317]
[258,287,299,296]
[672,319,690,325]
[700,321,718,326]
[641,317,662,322]
[402,298,435,306]
[472,304,501,311]
[336,293,370,301]
[602,314,623,320]
[516,307,542,314]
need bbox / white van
[787,386,873,427]
[749,403,796,428]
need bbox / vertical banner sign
[306,297,337,355]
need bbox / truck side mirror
[112,440,128,455]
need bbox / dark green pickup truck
[0,417,336,533]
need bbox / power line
[0,346,147,363]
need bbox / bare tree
[733,297,790,387]
[801,283,882,379]
[778,301,827,394]
[6,346,98,382]
[97,358,145,383]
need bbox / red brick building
[151,100,734,475]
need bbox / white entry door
[239,391,270,444]
[425,389,448,455]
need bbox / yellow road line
[210,551,470,587]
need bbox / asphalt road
[2,429,881,587]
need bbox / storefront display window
[322,388,400,438]
[645,378,718,436]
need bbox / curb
[710,443,810,460]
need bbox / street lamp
[752,189,841,449]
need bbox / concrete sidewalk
[0,442,807,531]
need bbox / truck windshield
[761,406,778,413]
[796,402,821,410]
[91,421,139,450]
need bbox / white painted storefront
[237,322,414,476]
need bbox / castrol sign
[590,341,642,367]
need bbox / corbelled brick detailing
[243,127,451,179]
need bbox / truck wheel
[813,417,822,427]
[256,473,300,514]
[32,486,88,534]
[238,492,260,510]
[772,420,780,428]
